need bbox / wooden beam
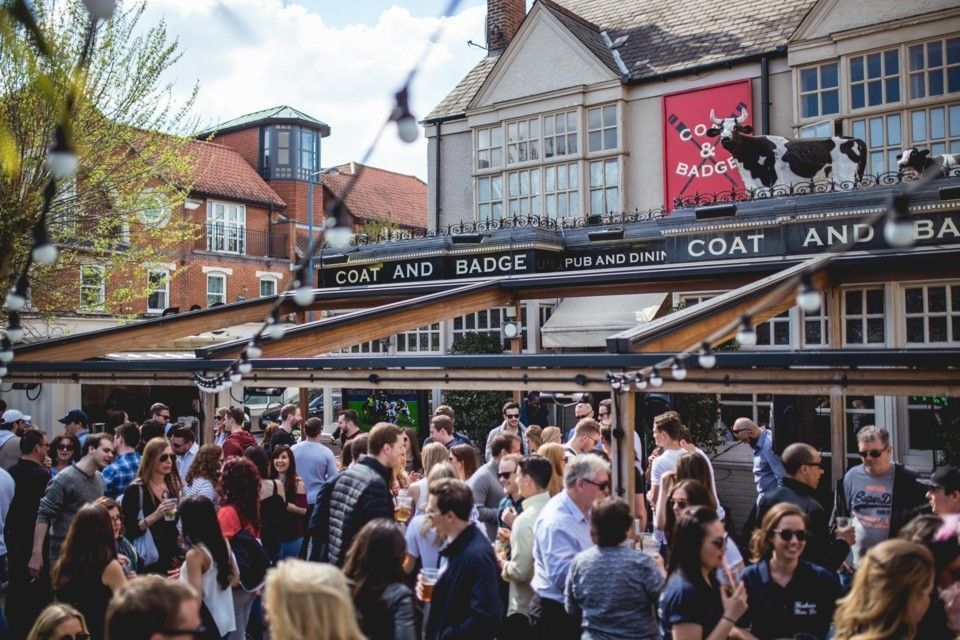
[830,392,845,486]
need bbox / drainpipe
[760,54,770,135]
[434,120,442,232]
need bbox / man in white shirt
[647,411,685,540]
[170,426,199,480]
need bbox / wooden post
[830,392,845,487]
[611,388,637,515]
[299,388,310,435]
[512,298,523,404]
[201,391,217,445]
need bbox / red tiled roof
[186,140,285,208]
[322,163,427,230]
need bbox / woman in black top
[51,503,127,640]
[121,437,182,574]
[245,445,285,560]
[343,518,417,640]
[270,445,308,560]
[740,503,840,639]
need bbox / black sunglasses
[670,498,689,509]
[56,634,91,640]
[158,453,174,462]
[582,478,610,492]
[58,443,75,451]
[497,471,514,479]
[859,448,887,459]
[774,529,809,542]
[505,413,520,419]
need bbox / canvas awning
[541,293,669,348]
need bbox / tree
[0,0,198,322]
[442,332,510,446]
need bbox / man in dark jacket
[424,478,502,640]
[758,443,853,571]
[832,425,928,564]
[327,422,400,566]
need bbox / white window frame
[450,307,528,353]
[800,301,830,348]
[506,117,540,166]
[206,272,227,306]
[476,175,504,221]
[901,281,960,346]
[506,168,541,217]
[719,393,774,430]
[798,120,835,138]
[79,265,105,311]
[543,110,579,160]
[396,323,442,354]
[476,125,503,171]
[841,285,887,347]
[908,36,960,101]
[897,394,952,472]
[909,102,960,156]
[543,162,580,218]
[798,62,840,120]
[588,157,620,215]
[146,268,170,314]
[586,104,619,154]
[750,310,793,349]
[206,201,246,254]
[259,276,278,298]
[851,112,903,174]
[849,48,902,111]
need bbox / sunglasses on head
[158,453,174,462]
[859,448,887,459]
[773,528,809,542]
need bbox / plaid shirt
[102,452,141,499]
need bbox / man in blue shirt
[58,409,89,449]
[530,454,610,640]
[732,417,785,504]
[102,422,141,500]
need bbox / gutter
[631,45,789,84]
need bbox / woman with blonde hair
[740,502,839,639]
[121,437,182,574]
[409,442,449,513]
[525,425,543,452]
[540,426,562,445]
[264,559,365,640]
[537,442,566,496]
[26,603,89,640]
[404,461,459,573]
[832,538,935,640]
[183,443,223,505]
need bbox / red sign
[662,80,753,211]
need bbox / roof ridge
[538,0,601,32]
[327,161,426,183]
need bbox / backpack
[306,472,339,562]
[231,529,270,592]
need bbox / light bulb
[737,315,757,347]
[265,320,285,341]
[230,371,242,384]
[5,289,25,311]
[45,150,78,180]
[238,359,252,375]
[7,326,23,343]
[246,342,262,359]
[82,0,117,19]
[671,358,687,381]
[635,375,647,390]
[32,242,58,265]
[698,342,716,369]
[0,349,13,364]
[293,283,315,307]
[649,368,663,387]
[0,366,7,377]
[325,226,353,249]
[221,377,232,389]
[796,280,822,313]
[884,216,914,248]
[610,376,622,391]
[397,115,419,143]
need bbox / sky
[139,0,500,181]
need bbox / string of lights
[603,167,940,396]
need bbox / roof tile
[322,163,427,230]
[186,140,286,209]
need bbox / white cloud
[142,0,487,180]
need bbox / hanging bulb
[649,367,663,387]
[736,314,757,347]
[0,338,13,363]
[31,224,57,265]
[671,357,688,381]
[238,358,252,375]
[265,318,285,341]
[293,281,315,307]
[698,341,716,369]
[230,369,242,384]
[0,365,7,378]
[325,225,353,249]
[796,273,822,313]
[7,312,23,343]
[610,375,622,391]
[246,342,262,359]
[635,374,647,390]
[82,0,117,19]
[392,87,419,143]
[884,192,914,248]
[45,126,78,179]
[5,275,28,311]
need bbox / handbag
[132,483,160,566]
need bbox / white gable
[471,6,617,108]
[793,0,958,41]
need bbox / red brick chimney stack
[486,0,526,56]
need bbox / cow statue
[706,107,867,192]
[897,147,960,179]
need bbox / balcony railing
[197,224,288,259]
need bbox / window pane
[479,178,490,201]
[846,289,862,315]
[801,94,819,118]
[886,78,900,103]
[590,190,603,214]
[492,177,503,198]
[603,128,617,149]
[867,318,885,343]
[953,286,960,312]
[568,134,578,154]
[929,41,943,68]
[867,53,881,78]
[821,63,838,88]
[801,68,819,92]
[774,321,790,344]
[805,321,822,344]
[906,317,925,342]
[948,38,960,64]
[905,287,924,313]
[588,108,601,130]
[850,58,864,83]
[491,127,502,146]
[950,67,960,94]
[756,323,771,344]
[604,159,618,184]
[588,131,602,152]
[885,49,899,75]
[909,45,924,71]
[851,85,865,110]
[868,81,882,106]
[570,165,579,189]
[869,117,884,146]
[930,286,947,312]
[852,119,866,141]
[929,317,948,342]
[567,112,578,132]
[590,161,603,187]
[930,70,945,96]
[932,107,946,139]
[605,187,618,212]
[543,138,554,158]
[603,106,616,127]
[478,129,489,149]
[866,289,884,314]
[822,90,839,115]
[888,114,901,145]
[911,73,926,99]
[913,110,927,141]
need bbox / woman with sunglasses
[658,506,749,640]
[664,480,744,578]
[50,433,80,477]
[121,437,182,574]
[26,603,89,640]
[739,503,840,639]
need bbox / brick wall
[211,128,260,171]
[487,0,525,54]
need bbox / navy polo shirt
[740,559,840,640]
[658,572,723,639]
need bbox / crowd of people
[0,392,958,639]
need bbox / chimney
[486,0,526,56]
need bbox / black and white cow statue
[706,107,867,191]
[897,147,960,179]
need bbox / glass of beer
[164,497,178,522]
[419,568,438,602]
[394,495,413,524]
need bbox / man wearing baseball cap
[0,410,30,471]
[58,409,89,449]
[920,466,960,516]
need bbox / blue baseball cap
[58,409,88,425]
